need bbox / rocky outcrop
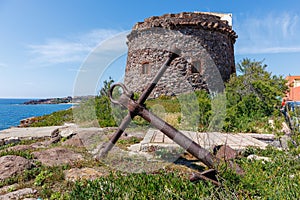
[32,147,84,166]
[0,188,37,200]
[62,135,85,147]
[0,156,33,181]
[18,117,40,128]
[0,125,290,198]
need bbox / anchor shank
[137,50,179,104]
[124,98,219,168]
[98,113,133,158]
[99,49,179,158]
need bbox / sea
[0,99,73,131]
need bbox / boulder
[32,147,83,166]
[214,145,238,161]
[18,117,39,128]
[247,154,272,163]
[6,144,34,152]
[0,188,37,200]
[279,135,294,150]
[4,137,20,145]
[0,155,33,181]
[62,135,84,147]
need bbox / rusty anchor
[97,47,242,184]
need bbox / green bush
[223,58,287,133]
[95,96,118,127]
[30,109,73,127]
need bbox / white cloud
[235,12,300,55]
[67,67,88,73]
[237,46,300,55]
[28,29,124,65]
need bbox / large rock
[215,145,238,161]
[62,135,85,147]
[18,117,39,128]
[4,137,20,145]
[0,156,33,181]
[32,147,83,166]
[0,188,37,200]
[247,154,272,163]
[6,144,34,152]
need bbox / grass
[68,171,216,200]
[146,96,181,113]
[0,132,299,199]
[8,91,299,198]
[117,136,143,149]
[67,146,300,200]
[219,147,300,199]
[0,149,34,159]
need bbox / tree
[96,77,128,127]
[99,77,115,97]
[224,58,288,132]
[95,77,117,127]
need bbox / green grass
[225,146,300,199]
[146,96,181,113]
[0,134,299,199]
[67,146,300,199]
[117,136,143,149]
[0,150,34,159]
[68,171,217,200]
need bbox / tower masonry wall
[124,12,237,97]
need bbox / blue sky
[0,0,300,98]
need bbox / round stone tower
[124,12,237,97]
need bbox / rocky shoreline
[23,97,73,105]
[23,96,93,105]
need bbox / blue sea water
[0,99,73,131]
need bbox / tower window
[191,66,198,73]
[141,61,150,74]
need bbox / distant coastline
[24,96,72,105]
[23,96,93,105]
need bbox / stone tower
[124,12,237,97]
